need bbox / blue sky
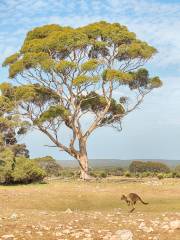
[0,0,180,160]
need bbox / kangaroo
[121,193,148,212]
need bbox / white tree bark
[78,138,91,180]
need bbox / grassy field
[0,177,179,239]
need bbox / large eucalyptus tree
[2,21,162,179]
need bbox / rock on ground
[138,222,154,233]
[1,235,15,240]
[169,220,180,230]
[65,208,73,214]
[110,229,133,240]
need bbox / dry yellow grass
[0,177,179,239]
[0,177,179,212]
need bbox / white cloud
[1,0,180,70]
[0,0,180,160]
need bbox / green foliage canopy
[2,22,163,177]
[33,156,62,176]
[0,154,46,184]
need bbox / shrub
[157,173,164,179]
[124,171,131,177]
[171,172,177,178]
[169,165,180,178]
[0,157,46,184]
[59,169,75,178]
[175,165,180,173]
[164,172,173,178]
[33,156,62,177]
[109,167,124,176]
[89,171,98,178]
[129,161,170,174]
[100,172,107,178]
[171,171,180,178]
[141,172,151,178]
[175,172,180,178]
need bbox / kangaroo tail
[139,197,149,205]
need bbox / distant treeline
[58,159,180,168]
[1,156,180,184]
[60,160,180,179]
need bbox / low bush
[100,172,107,178]
[33,156,62,177]
[175,165,180,172]
[157,173,164,179]
[175,172,180,178]
[164,172,173,178]
[0,157,46,184]
[171,171,180,178]
[108,167,124,176]
[129,161,170,174]
[89,171,98,178]
[174,165,180,175]
[140,172,151,178]
[124,171,131,177]
[58,169,76,178]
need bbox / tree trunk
[78,139,91,180]
[79,154,91,180]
